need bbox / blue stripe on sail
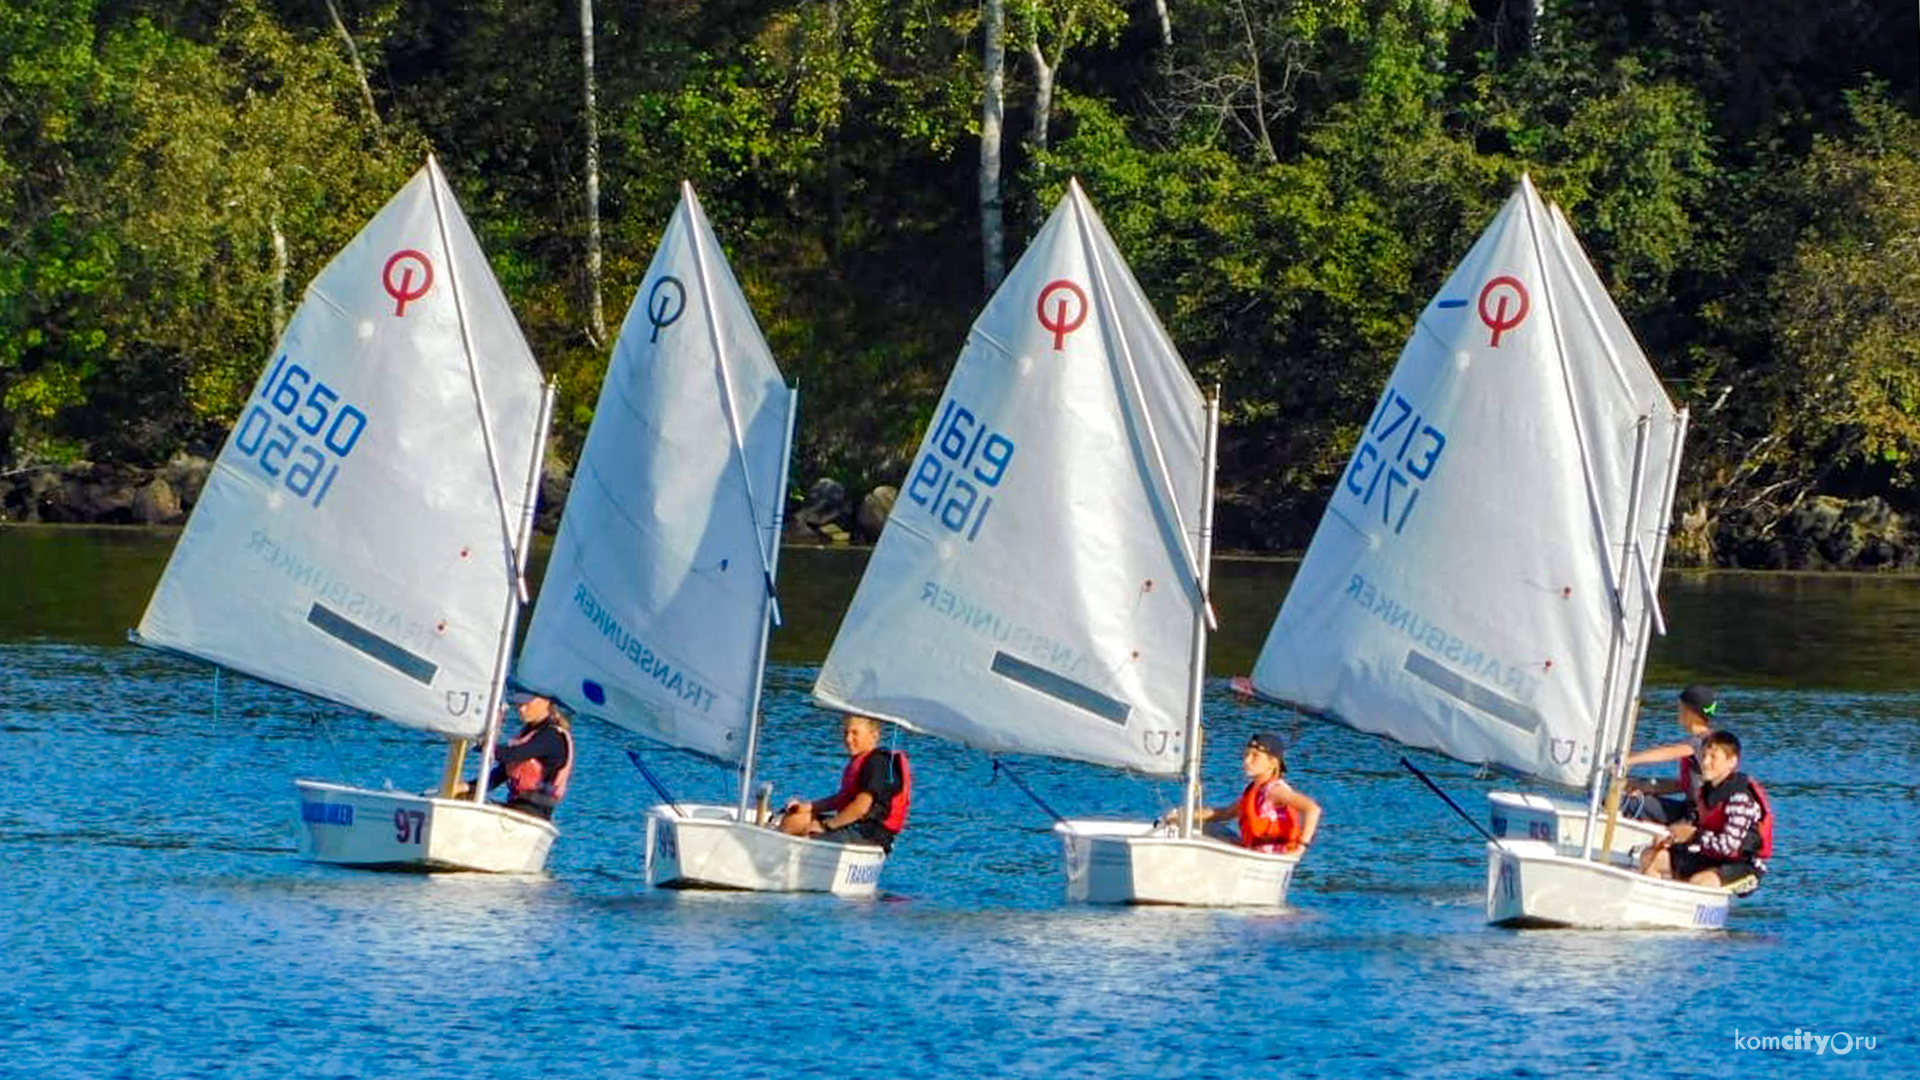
[307,603,438,685]
[991,651,1130,725]
[1403,650,1540,734]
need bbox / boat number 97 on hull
[907,398,1016,542]
[232,353,372,510]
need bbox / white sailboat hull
[294,780,557,874]
[645,804,887,897]
[1487,791,1665,858]
[1055,820,1300,907]
[1486,840,1732,930]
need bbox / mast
[1520,182,1638,813]
[736,384,798,818]
[677,180,791,804]
[1597,408,1688,854]
[1579,415,1650,858]
[1067,182,1211,614]
[426,155,547,800]
[1177,388,1221,838]
[683,182,783,628]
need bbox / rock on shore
[6,459,1917,572]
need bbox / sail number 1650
[233,354,372,509]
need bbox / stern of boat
[1487,840,1731,930]
[646,804,885,896]
[1055,819,1297,907]
[294,780,556,874]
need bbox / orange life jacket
[829,748,911,835]
[506,723,574,805]
[1236,777,1299,853]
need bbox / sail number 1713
[233,354,371,510]
[907,398,1016,542]
[1343,386,1447,535]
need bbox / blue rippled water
[6,639,1917,1079]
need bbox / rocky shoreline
[5,458,1918,571]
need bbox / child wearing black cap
[1158,732,1321,855]
[1621,683,1716,824]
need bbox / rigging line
[425,155,529,593]
[627,748,688,819]
[1519,183,1627,620]
[1400,756,1503,848]
[991,758,1070,829]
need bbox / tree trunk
[1235,0,1279,165]
[322,0,383,136]
[580,0,607,344]
[270,210,289,338]
[827,0,845,259]
[1026,30,1055,155]
[980,0,1007,295]
[1153,0,1173,46]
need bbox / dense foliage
[4,0,1916,553]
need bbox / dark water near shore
[5,526,1918,1078]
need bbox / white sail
[1251,177,1681,786]
[516,183,793,764]
[137,159,546,741]
[813,180,1208,777]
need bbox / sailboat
[1250,176,1721,929]
[134,157,558,873]
[509,184,858,894]
[814,180,1296,906]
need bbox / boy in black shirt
[778,713,907,850]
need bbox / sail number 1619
[907,398,1016,543]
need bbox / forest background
[4,0,1918,564]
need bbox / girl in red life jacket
[1159,732,1322,856]
[473,691,575,820]
[777,713,909,851]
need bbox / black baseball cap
[1678,684,1717,717]
[1246,732,1287,759]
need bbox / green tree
[2,0,417,467]
[1732,89,1920,513]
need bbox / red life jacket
[830,749,911,834]
[1236,778,1299,853]
[506,722,574,805]
[1693,772,1773,860]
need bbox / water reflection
[11,525,1920,690]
